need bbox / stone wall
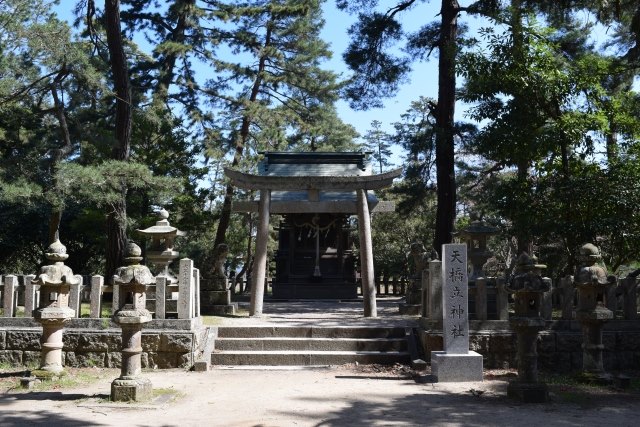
[419,320,640,372]
[0,327,211,369]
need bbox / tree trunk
[104,0,132,280]
[213,23,273,248]
[48,83,73,244]
[433,0,459,257]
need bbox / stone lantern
[457,214,499,281]
[505,252,550,403]
[111,242,154,402]
[574,243,615,381]
[137,208,185,283]
[31,240,78,378]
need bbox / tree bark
[213,23,273,248]
[433,0,459,257]
[48,83,73,244]
[104,0,132,280]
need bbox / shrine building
[225,151,401,317]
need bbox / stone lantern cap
[113,242,153,324]
[506,252,550,293]
[136,208,186,239]
[457,221,500,237]
[113,242,155,287]
[33,240,80,286]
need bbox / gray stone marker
[431,243,483,382]
[428,260,442,322]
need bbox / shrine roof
[258,151,371,177]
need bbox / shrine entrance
[225,151,401,317]
[274,213,357,299]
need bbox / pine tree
[363,120,392,173]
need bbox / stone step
[211,350,411,366]
[216,326,406,339]
[216,337,408,352]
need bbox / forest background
[1,0,639,287]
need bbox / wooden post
[357,188,377,317]
[250,189,270,316]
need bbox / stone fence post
[2,275,18,317]
[496,277,509,320]
[155,276,167,319]
[178,258,196,319]
[475,278,488,321]
[90,275,104,318]
[560,276,574,320]
[23,274,37,315]
[428,260,442,322]
[619,275,638,320]
[69,275,83,317]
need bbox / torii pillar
[357,189,377,317]
[250,189,270,316]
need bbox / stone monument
[574,243,614,382]
[430,243,483,382]
[201,243,237,315]
[31,240,78,379]
[505,253,549,403]
[111,242,154,402]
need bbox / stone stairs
[211,326,412,366]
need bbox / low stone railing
[0,258,200,320]
[421,260,640,322]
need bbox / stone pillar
[111,242,154,402]
[31,240,77,379]
[505,253,549,403]
[250,189,270,316]
[155,276,167,319]
[428,260,442,322]
[69,275,83,318]
[357,188,377,317]
[178,259,194,319]
[475,277,487,321]
[23,274,37,316]
[90,275,103,318]
[574,243,614,382]
[541,277,553,320]
[560,276,574,320]
[619,275,638,320]
[496,277,509,321]
[421,269,430,318]
[431,244,483,382]
[3,275,18,317]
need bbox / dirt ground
[1,365,639,427]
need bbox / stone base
[201,303,238,316]
[430,351,483,382]
[202,290,231,305]
[507,381,549,403]
[31,369,66,381]
[111,377,153,402]
[577,371,614,386]
[398,304,421,315]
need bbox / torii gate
[224,156,401,318]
